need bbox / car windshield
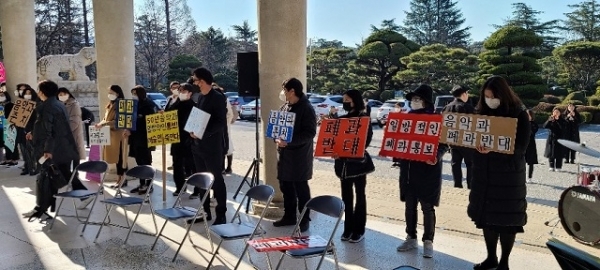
[147,93,166,100]
[309,97,325,104]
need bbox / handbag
[43,162,68,190]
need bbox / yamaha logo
[571,191,597,202]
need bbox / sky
[178,0,580,46]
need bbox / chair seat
[284,246,333,258]
[155,206,197,220]
[210,222,262,240]
[101,197,144,206]
[55,190,97,198]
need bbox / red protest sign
[248,235,328,252]
[315,117,370,158]
[379,112,443,162]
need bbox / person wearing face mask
[20,86,40,175]
[166,81,180,107]
[165,83,196,196]
[333,89,374,243]
[544,107,566,172]
[442,85,475,189]
[524,110,539,183]
[0,82,6,93]
[396,85,448,259]
[469,76,530,270]
[562,103,580,164]
[95,85,128,188]
[0,91,20,166]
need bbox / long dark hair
[132,85,147,100]
[476,76,522,115]
[58,87,76,100]
[343,89,366,113]
[22,88,39,101]
[107,85,125,108]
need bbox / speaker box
[237,52,260,97]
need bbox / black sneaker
[187,214,211,224]
[273,217,296,227]
[349,233,364,243]
[299,220,309,232]
[130,186,140,193]
[212,216,227,225]
[341,232,351,241]
[223,168,232,175]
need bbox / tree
[134,0,170,90]
[354,30,420,94]
[231,20,257,51]
[553,41,600,91]
[396,43,479,92]
[479,26,546,106]
[401,0,471,47]
[538,55,566,86]
[182,27,232,73]
[496,3,561,53]
[307,47,356,93]
[166,54,201,83]
[35,0,86,57]
[564,0,600,41]
[370,19,402,32]
[311,38,344,50]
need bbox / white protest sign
[89,126,111,145]
[184,107,211,139]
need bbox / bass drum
[558,186,600,245]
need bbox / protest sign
[265,110,296,143]
[315,117,370,158]
[89,126,111,145]
[184,107,210,139]
[115,99,138,130]
[440,112,518,154]
[162,111,180,145]
[7,98,36,128]
[248,235,328,252]
[379,112,443,162]
[145,111,180,147]
[0,105,4,129]
[3,121,17,152]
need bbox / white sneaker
[397,237,418,252]
[556,168,562,172]
[549,168,555,172]
[423,240,433,258]
[526,178,534,184]
[77,197,94,210]
[22,208,38,218]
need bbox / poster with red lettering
[379,112,443,162]
[315,117,370,158]
[248,235,328,252]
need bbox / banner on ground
[248,235,328,252]
[7,99,36,128]
[89,126,111,145]
[440,112,517,154]
[184,107,210,139]
[265,110,296,143]
[315,117,370,158]
[146,111,180,147]
[379,112,443,162]
[115,99,138,130]
[3,120,17,152]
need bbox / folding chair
[93,165,158,244]
[275,195,345,270]
[151,172,214,262]
[207,184,275,269]
[49,161,109,233]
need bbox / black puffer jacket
[468,107,530,228]
[543,117,566,159]
[32,98,79,165]
[525,121,539,165]
[334,111,374,178]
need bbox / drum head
[559,186,600,245]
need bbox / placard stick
[162,143,167,202]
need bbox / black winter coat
[543,118,566,159]
[525,121,539,165]
[31,98,79,165]
[562,110,580,143]
[129,98,157,155]
[398,107,449,206]
[191,88,228,156]
[442,98,475,114]
[277,96,317,182]
[468,107,530,229]
[165,98,195,156]
[334,111,375,179]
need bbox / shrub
[580,112,593,123]
[534,111,551,124]
[540,94,561,104]
[362,90,379,100]
[588,95,600,106]
[380,90,395,101]
[562,91,587,104]
[532,102,556,113]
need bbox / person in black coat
[544,107,566,171]
[81,106,95,148]
[525,110,539,183]
[333,90,374,243]
[165,83,195,196]
[562,103,581,164]
[273,78,317,233]
[468,76,530,270]
[442,85,475,189]
[18,85,40,175]
[0,91,19,165]
[396,85,448,259]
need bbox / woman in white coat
[214,84,235,174]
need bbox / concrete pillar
[92,0,135,118]
[0,0,37,98]
[257,0,307,204]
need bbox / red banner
[379,112,443,162]
[315,117,370,158]
[248,235,328,252]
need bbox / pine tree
[564,0,600,41]
[495,3,560,53]
[401,0,471,47]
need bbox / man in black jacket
[189,68,228,225]
[442,85,475,189]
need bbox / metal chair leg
[124,204,145,245]
[173,216,197,262]
[333,249,340,270]
[49,197,66,230]
[203,215,214,253]
[80,196,100,236]
[275,253,285,270]
[94,205,114,243]
[304,258,309,270]
[207,239,224,268]
[151,220,169,250]
[233,243,252,270]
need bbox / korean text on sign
[265,110,296,143]
[379,112,443,162]
[115,99,138,130]
[247,235,328,252]
[315,117,370,158]
[7,99,36,128]
[3,120,17,152]
[439,112,517,154]
[89,126,111,145]
[145,111,180,147]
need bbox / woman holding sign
[469,76,530,270]
[0,91,19,166]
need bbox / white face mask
[131,96,139,100]
[108,94,117,101]
[410,100,423,110]
[24,94,32,100]
[58,95,69,102]
[485,98,501,109]
[14,90,22,96]
[0,96,6,102]
[172,90,179,96]
[179,93,189,101]
[279,89,287,102]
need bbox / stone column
[0,0,37,97]
[257,0,307,205]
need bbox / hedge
[534,111,551,124]
[540,95,561,104]
[580,112,593,123]
[588,95,600,106]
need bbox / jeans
[341,174,367,235]
[549,158,563,169]
[279,180,311,221]
[192,150,227,217]
[404,192,436,242]
[450,147,472,188]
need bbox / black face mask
[342,102,352,111]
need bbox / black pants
[341,174,367,235]
[528,164,534,179]
[549,157,563,169]
[192,150,227,217]
[172,147,194,192]
[451,147,472,188]
[116,142,128,176]
[133,147,152,186]
[84,123,91,147]
[4,146,19,160]
[565,150,576,163]
[279,180,311,221]
[405,192,436,242]
[20,142,36,173]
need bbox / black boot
[273,216,296,227]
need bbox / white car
[309,95,343,117]
[336,99,383,123]
[376,99,411,128]
[240,99,261,121]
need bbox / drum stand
[545,152,582,227]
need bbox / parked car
[376,99,411,128]
[309,95,344,117]
[228,96,256,112]
[240,99,261,121]
[224,92,238,98]
[337,99,383,123]
[147,92,168,110]
[434,95,454,113]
